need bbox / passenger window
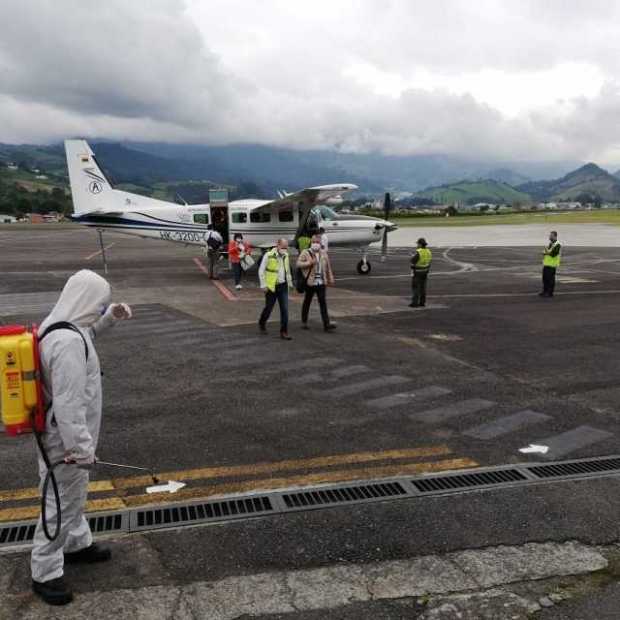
[193,213,209,224]
[250,211,271,223]
[232,212,247,223]
[279,210,294,223]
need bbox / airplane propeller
[381,192,391,261]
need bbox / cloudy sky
[2,0,620,163]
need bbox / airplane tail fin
[65,139,114,214]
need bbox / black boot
[65,543,112,564]
[32,577,73,606]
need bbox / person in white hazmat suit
[31,270,132,606]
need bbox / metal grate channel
[412,468,527,494]
[0,522,36,546]
[88,512,129,534]
[527,456,620,479]
[130,495,274,532]
[281,481,407,509]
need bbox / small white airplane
[65,139,397,274]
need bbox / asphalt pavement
[2,225,620,618]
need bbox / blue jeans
[259,283,289,332]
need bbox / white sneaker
[235,284,242,290]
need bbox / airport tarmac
[390,221,620,247]
[2,225,620,618]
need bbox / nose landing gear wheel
[357,259,371,275]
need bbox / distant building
[6,163,18,171]
[0,213,17,223]
[35,174,48,180]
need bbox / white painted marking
[442,248,478,273]
[519,444,549,455]
[409,399,495,424]
[366,386,452,410]
[538,425,614,459]
[323,376,411,398]
[146,480,186,494]
[464,410,551,440]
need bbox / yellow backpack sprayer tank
[1,322,171,541]
[0,325,45,435]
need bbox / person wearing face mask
[540,230,561,298]
[228,233,253,290]
[297,234,336,332]
[30,270,132,606]
[258,238,294,339]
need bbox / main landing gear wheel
[357,259,371,275]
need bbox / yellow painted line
[0,497,126,523]
[112,446,454,490]
[0,447,453,505]
[123,457,479,508]
[0,479,116,503]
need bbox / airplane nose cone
[375,220,398,232]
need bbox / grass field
[396,210,620,227]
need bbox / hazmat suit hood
[40,270,111,332]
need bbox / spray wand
[95,460,159,484]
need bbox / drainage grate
[130,495,274,532]
[88,512,128,534]
[4,455,620,550]
[282,481,407,509]
[412,468,528,493]
[527,456,620,479]
[0,522,36,546]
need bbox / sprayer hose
[33,427,63,542]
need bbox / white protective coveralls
[31,270,120,583]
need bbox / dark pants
[207,249,218,278]
[302,285,330,327]
[542,266,556,296]
[232,262,242,285]
[259,283,289,332]
[411,271,428,306]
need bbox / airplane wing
[248,184,358,214]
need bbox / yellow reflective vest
[264,249,292,292]
[414,248,433,272]
[543,241,561,268]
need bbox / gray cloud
[1,0,620,165]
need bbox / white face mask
[311,243,321,252]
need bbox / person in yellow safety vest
[258,238,294,340]
[540,230,561,298]
[409,237,432,308]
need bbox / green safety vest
[264,249,291,292]
[543,241,561,268]
[415,248,433,271]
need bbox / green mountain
[413,179,531,206]
[517,163,620,202]
[485,168,530,186]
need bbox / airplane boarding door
[209,189,229,246]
